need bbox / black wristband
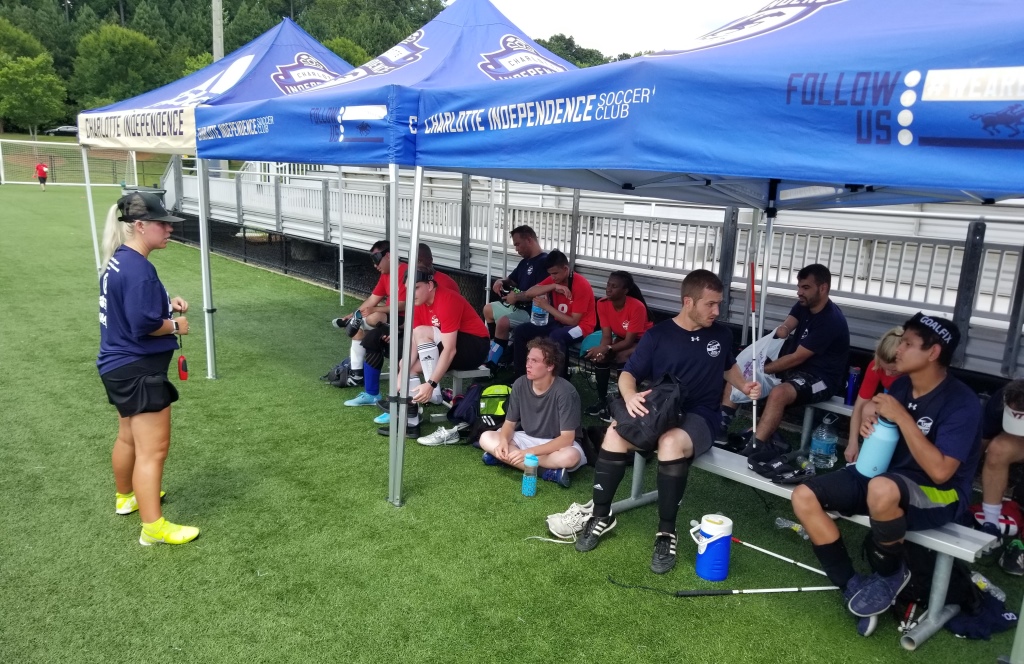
[427,380,438,388]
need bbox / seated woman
[582,271,653,421]
[846,326,904,462]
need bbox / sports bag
[321,358,351,388]
[608,374,687,451]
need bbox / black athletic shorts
[780,370,836,407]
[803,466,961,531]
[38,176,47,184]
[442,332,490,371]
[100,351,178,418]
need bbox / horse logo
[271,53,344,95]
[970,104,1024,137]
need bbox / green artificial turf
[0,186,1016,663]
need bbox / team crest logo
[801,328,809,340]
[651,1,848,56]
[320,30,428,88]
[917,416,934,435]
[791,376,807,387]
[622,320,630,331]
[526,265,534,275]
[478,35,568,81]
[431,314,441,328]
[707,340,722,357]
[271,53,344,95]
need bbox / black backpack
[321,358,351,388]
[608,374,687,452]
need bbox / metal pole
[741,209,761,346]
[459,173,472,270]
[757,180,781,338]
[196,159,218,379]
[130,151,138,187]
[172,155,184,212]
[1002,255,1024,377]
[387,163,402,505]
[211,0,224,61]
[81,146,102,272]
[718,206,740,322]
[337,166,346,304]
[502,179,510,276]
[951,220,986,368]
[0,140,6,184]
[568,189,581,271]
[485,178,496,300]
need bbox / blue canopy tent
[78,18,353,378]
[194,0,575,506]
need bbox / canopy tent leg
[82,146,102,273]
[756,180,781,338]
[337,165,345,303]
[502,179,510,276]
[485,178,496,299]
[196,159,218,379]
[387,163,403,506]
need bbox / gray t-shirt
[506,376,582,441]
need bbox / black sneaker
[377,423,421,438]
[1000,539,1024,576]
[575,514,617,552]
[585,402,612,423]
[345,371,364,387]
[651,531,678,574]
[331,317,349,329]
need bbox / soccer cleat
[575,514,617,552]
[651,531,678,574]
[331,317,349,329]
[585,402,612,423]
[343,391,379,407]
[848,564,912,617]
[1000,539,1024,576]
[842,573,871,604]
[482,452,502,466]
[344,372,364,387]
[541,468,571,488]
[417,424,467,446]
[115,490,165,515]
[378,423,420,438]
[139,517,199,546]
[546,500,594,539]
[375,397,390,413]
[857,615,878,637]
[374,412,390,425]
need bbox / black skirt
[100,351,179,418]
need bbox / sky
[489,0,771,57]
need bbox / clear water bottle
[810,414,839,469]
[530,302,549,326]
[774,517,810,540]
[971,571,1007,602]
[522,454,539,497]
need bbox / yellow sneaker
[139,518,199,546]
[115,490,166,515]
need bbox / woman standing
[98,191,198,546]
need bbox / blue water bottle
[845,366,861,406]
[855,417,900,477]
[522,454,539,497]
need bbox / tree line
[0,0,636,137]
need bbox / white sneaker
[416,423,468,446]
[546,500,594,539]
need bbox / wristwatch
[172,319,179,334]
[427,380,438,388]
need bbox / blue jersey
[783,299,849,392]
[508,252,548,292]
[97,245,178,375]
[624,318,736,438]
[982,385,1005,439]
[887,374,982,508]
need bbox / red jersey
[857,359,901,399]
[538,272,596,335]
[597,296,652,339]
[413,286,488,338]
[371,263,456,301]
[35,163,48,178]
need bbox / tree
[72,24,166,111]
[182,51,213,76]
[129,0,170,46]
[71,5,102,45]
[322,36,368,66]
[225,0,275,53]
[535,34,608,68]
[0,52,67,137]
[0,16,44,59]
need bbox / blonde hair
[875,326,904,364]
[100,204,135,269]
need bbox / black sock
[592,449,630,517]
[487,322,496,339]
[656,457,691,533]
[812,537,856,588]
[595,365,611,403]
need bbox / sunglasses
[370,250,386,266]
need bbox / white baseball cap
[1003,405,1024,436]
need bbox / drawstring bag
[608,374,687,451]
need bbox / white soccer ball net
[0,139,137,187]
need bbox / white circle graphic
[898,110,914,127]
[904,70,922,87]
[901,90,917,107]
[898,130,914,146]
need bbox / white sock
[983,502,1003,526]
[406,375,421,395]
[417,342,441,401]
[350,340,365,371]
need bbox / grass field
[0,186,1017,663]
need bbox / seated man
[791,313,982,636]
[484,225,548,367]
[339,241,457,408]
[511,250,597,378]
[978,378,1024,574]
[575,270,760,573]
[478,337,586,487]
[376,269,490,439]
[722,263,850,456]
[582,270,653,421]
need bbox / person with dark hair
[510,250,597,378]
[478,337,586,487]
[791,312,982,635]
[376,269,490,441]
[978,378,1024,574]
[97,192,198,545]
[583,271,653,421]
[721,263,850,457]
[483,225,548,368]
[574,270,760,573]
[338,241,457,409]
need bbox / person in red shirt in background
[376,269,489,440]
[512,250,596,379]
[582,271,654,421]
[846,326,904,462]
[35,162,49,190]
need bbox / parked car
[43,125,78,137]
